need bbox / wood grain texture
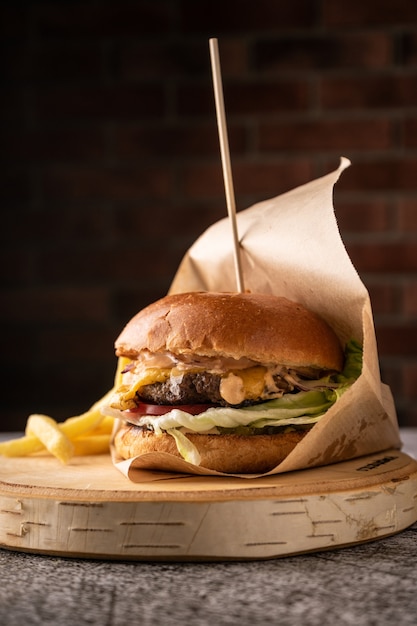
[0,450,416,561]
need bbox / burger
[103,291,361,473]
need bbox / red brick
[120,36,248,81]
[37,246,178,285]
[2,129,105,162]
[346,242,417,273]
[335,199,393,233]
[0,7,29,39]
[179,0,316,32]
[321,75,417,110]
[323,0,417,27]
[216,39,249,76]
[227,81,310,115]
[41,165,173,202]
[232,160,314,197]
[258,118,392,152]
[401,30,417,66]
[39,327,115,361]
[34,84,165,121]
[402,362,417,399]
[0,249,34,286]
[403,283,417,316]
[379,361,401,397]
[397,198,417,231]
[112,288,169,327]
[366,283,402,316]
[403,117,417,147]
[0,287,110,324]
[254,33,392,71]
[2,328,36,363]
[377,324,417,356]
[113,123,246,159]
[0,87,26,125]
[178,80,309,117]
[338,157,417,192]
[34,2,174,38]
[3,206,111,245]
[119,41,207,80]
[2,42,103,82]
[397,407,417,428]
[119,39,247,80]
[2,170,32,205]
[114,202,225,240]
[180,163,223,198]
[181,160,313,199]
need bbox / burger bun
[114,423,309,474]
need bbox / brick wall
[1,0,417,430]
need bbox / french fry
[0,409,106,459]
[58,409,104,439]
[25,414,74,464]
[0,411,114,459]
[72,434,112,456]
[0,435,44,457]
[86,415,115,436]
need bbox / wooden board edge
[0,451,416,503]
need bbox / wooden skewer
[209,37,245,293]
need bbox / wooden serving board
[1,449,416,561]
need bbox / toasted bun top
[115,292,343,372]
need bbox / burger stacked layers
[103,292,352,473]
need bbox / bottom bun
[114,423,310,474]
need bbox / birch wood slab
[1,449,416,561]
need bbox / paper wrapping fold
[113,158,401,480]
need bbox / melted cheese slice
[117,367,171,406]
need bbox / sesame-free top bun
[114,422,309,474]
[115,291,343,372]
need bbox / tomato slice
[125,402,215,417]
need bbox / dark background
[2,0,417,431]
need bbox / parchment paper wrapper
[113,158,401,480]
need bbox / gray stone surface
[1,429,416,626]
[0,522,416,626]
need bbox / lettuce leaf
[166,428,202,465]
[336,338,363,383]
